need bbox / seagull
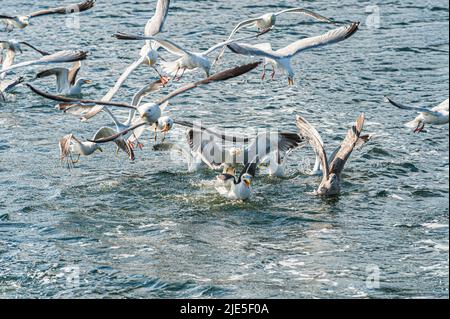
[80,0,170,121]
[27,62,261,145]
[215,159,259,201]
[214,7,336,65]
[113,31,266,80]
[0,0,96,31]
[296,113,366,196]
[59,133,103,168]
[0,50,88,77]
[227,22,360,85]
[0,76,24,102]
[1,40,50,80]
[385,96,449,133]
[36,61,91,96]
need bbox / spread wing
[385,96,446,116]
[144,0,170,36]
[19,42,50,56]
[157,62,261,105]
[296,115,329,183]
[29,0,95,18]
[93,126,135,161]
[68,61,82,86]
[115,33,188,56]
[275,8,335,24]
[227,42,278,60]
[0,50,88,76]
[329,113,365,177]
[276,22,359,57]
[36,67,70,92]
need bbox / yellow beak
[244,180,251,187]
[161,124,171,133]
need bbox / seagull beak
[244,179,251,187]
[146,57,153,66]
[288,77,294,86]
[97,147,103,153]
[84,80,93,84]
[161,124,171,133]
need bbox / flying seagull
[113,31,266,80]
[0,0,96,31]
[214,7,336,65]
[36,61,91,96]
[227,22,359,85]
[385,96,449,133]
[80,0,170,121]
[296,113,367,196]
[0,76,24,102]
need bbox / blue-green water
[0,0,448,298]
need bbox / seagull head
[18,16,30,26]
[241,173,253,188]
[317,173,340,196]
[158,116,174,133]
[261,13,277,29]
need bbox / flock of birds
[1,0,449,201]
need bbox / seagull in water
[214,7,336,65]
[216,159,259,201]
[36,61,92,96]
[296,113,368,196]
[227,22,359,85]
[80,0,170,121]
[0,0,96,31]
[385,96,449,133]
[113,31,265,80]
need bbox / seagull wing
[0,47,16,80]
[68,61,82,86]
[36,68,70,92]
[204,32,266,56]
[157,61,261,105]
[29,0,96,18]
[329,113,365,177]
[227,42,278,60]
[229,18,260,38]
[0,50,87,75]
[144,0,170,36]
[296,115,330,183]
[114,33,188,56]
[81,55,146,120]
[276,22,359,58]
[93,126,135,160]
[131,78,168,106]
[89,122,147,144]
[275,7,335,24]
[245,132,303,164]
[384,96,444,116]
[19,42,50,56]
[26,84,136,110]
[59,134,74,162]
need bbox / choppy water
[0,0,448,299]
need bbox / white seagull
[227,22,360,85]
[296,113,367,196]
[215,159,259,201]
[214,7,336,65]
[114,31,265,80]
[385,96,449,133]
[36,61,92,96]
[80,0,170,121]
[0,0,96,31]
